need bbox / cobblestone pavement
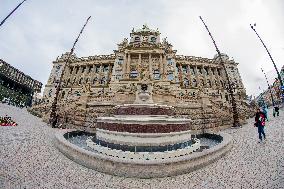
[0,103,284,189]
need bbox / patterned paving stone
[0,103,284,188]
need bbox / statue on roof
[142,24,150,30]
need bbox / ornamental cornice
[175,55,214,63]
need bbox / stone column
[99,64,103,83]
[163,55,167,80]
[108,64,112,84]
[221,67,227,86]
[195,66,200,86]
[79,66,83,75]
[138,53,142,78]
[148,53,152,80]
[209,67,214,88]
[202,66,207,87]
[159,54,163,80]
[187,65,191,88]
[127,53,131,79]
[179,64,183,86]
[122,53,127,79]
[90,64,96,85]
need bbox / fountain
[54,83,232,178]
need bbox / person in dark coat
[273,106,280,117]
[254,108,266,143]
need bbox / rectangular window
[154,70,160,80]
[130,70,138,78]
[204,67,209,75]
[103,65,109,72]
[167,72,174,81]
[116,75,122,80]
[217,69,221,76]
[118,59,124,65]
[190,67,195,75]
[182,66,187,73]
[197,67,202,74]
[96,66,100,73]
[167,59,173,65]
[88,66,92,73]
[82,66,86,73]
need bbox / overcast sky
[1,0,284,97]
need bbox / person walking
[262,106,268,121]
[254,108,266,143]
[273,106,279,117]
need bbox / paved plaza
[0,103,284,189]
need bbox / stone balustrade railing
[175,55,214,63]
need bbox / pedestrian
[273,106,280,117]
[254,108,266,143]
[262,106,268,121]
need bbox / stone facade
[34,24,251,131]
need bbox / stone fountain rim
[54,130,232,178]
[55,129,232,165]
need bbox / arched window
[86,78,89,83]
[73,78,76,85]
[67,78,71,85]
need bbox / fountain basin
[54,130,232,178]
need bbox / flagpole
[261,68,275,106]
[0,0,27,28]
[199,16,240,127]
[49,16,91,127]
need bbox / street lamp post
[199,16,240,127]
[250,24,284,101]
[49,16,91,128]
